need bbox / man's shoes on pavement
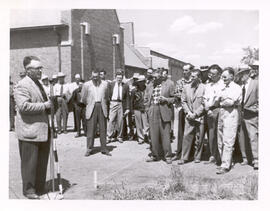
[165,159,172,164]
[146,157,158,162]
[75,133,80,138]
[84,149,93,157]
[253,162,258,170]
[118,138,123,143]
[24,193,40,200]
[241,159,248,166]
[194,159,200,163]
[177,159,187,165]
[216,167,229,175]
[101,151,112,156]
[138,141,144,145]
[204,156,216,165]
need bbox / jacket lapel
[26,76,44,102]
[244,79,255,103]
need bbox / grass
[102,166,258,200]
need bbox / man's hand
[186,112,196,121]
[44,101,51,109]
[158,96,167,104]
[220,98,234,107]
[124,109,130,117]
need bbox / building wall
[70,9,124,81]
[10,27,71,83]
[151,51,187,82]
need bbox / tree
[241,46,259,65]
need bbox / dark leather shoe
[146,157,158,162]
[25,193,40,200]
[102,151,112,156]
[253,162,258,170]
[84,150,92,157]
[177,159,187,165]
[216,168,229,175]
[138,141,144,145]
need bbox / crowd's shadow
[45,178,76,194]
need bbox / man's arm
[15,84,50,114]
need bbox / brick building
[10,9,124,83]
[121,22,189,82]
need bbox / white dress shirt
[54,83,71,101]
[111,82,122,101]
[204,80,224,108]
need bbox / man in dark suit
[144,70,175,164]
[238,61,259,170]
[107,69,130,143]
[178,69,205,165]
[14,56,51,199]
[71,80,86,138]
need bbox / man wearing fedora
[238,61,259,170]
[107,69,130,143]
[54,72,71,134]
[130,75,148,144]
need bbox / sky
[117,10,258,68]
[10,9,258,68]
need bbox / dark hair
[208,64,222,73]
[162,68,169,75]
[115,69,124,76]
[223,67,235,76]
[191,69,202,78]
[23,56,40,69]
[99,69,107,75]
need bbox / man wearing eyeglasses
[14,56,51,199]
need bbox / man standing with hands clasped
[81,71,111,157]
[14,56,51,199]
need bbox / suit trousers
[18,136,50,195]
[56,97,68,132]
[206,108,220,162]
[175,108,186,158]
[134,110,148,143]
[75,105,86,135]
[10,96,16,130]
[107,101,123,139]
[239,111,258,162]
[218,108,239,169]
[181,118,204,161]
[86,102,107,152]
[149,105,172,160]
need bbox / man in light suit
[238,62,259,170]
[14,56,51,199]
[144,70,175,164]
[178,69,205,165]
[107,69,130,143]
[81,71,111,156]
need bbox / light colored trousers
[107,101,123,139]
[218,107,239,169]
[134,110,149,143]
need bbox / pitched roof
[124,43,148,69]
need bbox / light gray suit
[81,80,109,152]
[239,78,258,163]
[181,83,205,161]
[14,75,50,195]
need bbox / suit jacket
[108,81,130,111]
[14,76,49,142]
[243,78,258,115]
[81,80,108,119]
[181,83,205,118]
[144,79,175,122]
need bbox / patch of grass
[103,167,258,200]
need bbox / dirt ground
[9,113,257,200]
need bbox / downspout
[54,27,62,73]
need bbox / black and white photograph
[3,0,270,209]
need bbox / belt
[111,100,122,102]
[95,101,101,103]
[220,105,238,109]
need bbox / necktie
[60,84,63,96]
[117,83,121,101]
[241,84,246,110]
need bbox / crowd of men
[10,55,258,199]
